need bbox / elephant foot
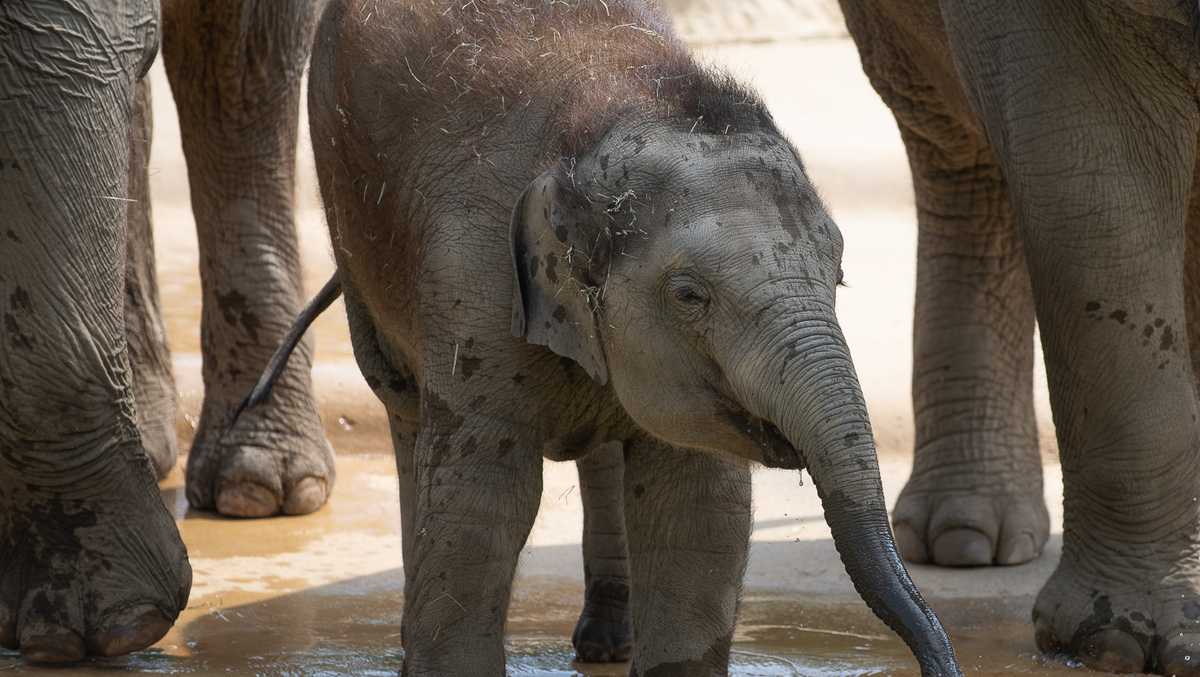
[1034,557,1200,675]
[572,577,632,663]
[892,469,1049,567]
[185,394,334,518]
[0,450,191,662]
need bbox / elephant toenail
[282,476,328,515]
[216,482,280,518]
[892,522,930,564]
[997,532,1038,565]
[932,528,993,567]
[1077,629,1145,674]
[20,626,85,663]
[89,606,172,657]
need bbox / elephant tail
[228,274,343,430]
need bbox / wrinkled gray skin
[309,1,959,675]
[840,1,1200,673]
[0,0,332,662]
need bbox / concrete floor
[0,21,1104,677]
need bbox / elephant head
[510,121,961,676]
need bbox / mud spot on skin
[215,289,262,341]
[10,287,31,312]
[497,438,515,457]
[544,253,560,284]
[1160,325,1175,351]
[1143,325,1155,338]
[4,314,34,350]
[633,483,646,498]
[459,356,482,379]
[1108,309,1127,324]
[511,372,526,385]
[1085,301,1101,312]
[461,436,478,456]
[5,229,20,243]
[552,305,568,322]
[529,255,540,279]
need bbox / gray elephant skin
[307,0,959,675]
[0,0,334,663]
[840,0,1200,674]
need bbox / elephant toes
[572,577,632,663]
[572,615,632,663]
[0,466,191,663]
[1034,560,1200,675]
[186,396,335,518]
[893,484,1048,567]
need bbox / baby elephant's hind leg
[573,442,632,663]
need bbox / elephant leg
[0,3,190,662]
[161,0,334,517]
[124,78,179,480]
[895,129,1043,567]
[943,4,1200,674]
[623,437,751,676]
[572,441,632,663]
[342,290,420,576]
[841,1,1044,568]
[400,394,542,675]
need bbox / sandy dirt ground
[1,7,1093,676]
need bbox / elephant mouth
[727,411,804,470]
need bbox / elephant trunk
[734,314,962,677]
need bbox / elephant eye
[665,273,711,315]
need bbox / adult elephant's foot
[572,576,632,663]
[185,392,334,518]
[892,465,1050,567]
[0,451,191,662]
[1033,556,1200,675]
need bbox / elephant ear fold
[509,170,610,385]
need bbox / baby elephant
[298,0,960,674]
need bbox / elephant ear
[510,170,610,385]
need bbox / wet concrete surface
[2,21,1106,677]
[1,453,1082,676]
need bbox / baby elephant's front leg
[401,397,542,676]
[574,442,633,663]
[624,437,752,676]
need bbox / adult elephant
[839,1,1200,673]
[0,0,331,662]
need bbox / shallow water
[0,454,1087,676]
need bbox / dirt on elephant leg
[161,0,334,517]
[125,78,179,480]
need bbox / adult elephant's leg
[898,134,1044,567]
[401,388,542,675]
[944,4,1200,673]
[842,1,1044,568]
[623,437,751,676]
[0,2,190,662]
[572,441,632,663]
[124,78,179,480]
[161,0,334,517]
